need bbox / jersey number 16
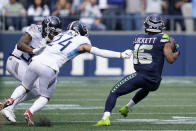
[133,44,153,64]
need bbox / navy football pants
[104,72,160,112]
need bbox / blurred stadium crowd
[0,0,195,32]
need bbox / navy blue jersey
[133,33,170,83]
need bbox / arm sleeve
[90,46,120,58]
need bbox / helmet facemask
[42,16,62,42]
[144,14,165,33]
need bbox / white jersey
[12,24,43,62]
[33,30,91,72]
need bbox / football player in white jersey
[0,21,132,126]
[1,16,62,123]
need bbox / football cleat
[119,105,129,117]
[95,116,111,126]
[24,109,34,126]
[0,98,14,110]
[1,108,16,123]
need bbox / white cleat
[1,108,16,123]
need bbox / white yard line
[117,116,196,124]
[15,103,196,110]
[15,103,103,110]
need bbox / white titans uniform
[6,24,42,81]
[22,30,91,98]
[6,24,57,100]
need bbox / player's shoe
[95,116,111,126]
[24,109,34,126]
[0,98,14,110]
[0,108,16,123]
[119,105,129,117]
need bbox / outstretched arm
[163,38,180,64]
[17,32,33,53]
[78,44,132,58]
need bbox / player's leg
[96,72,142,126]
[1,79,40,123]
[24,80,56,126]
[119,88,150,117]
[120,79,160,117]
[3,58,28,110]
[28,78,57,115]
[0,61,39,111]
[2,57,28,122]
[24,64,57,126]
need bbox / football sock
[29,96,48,114]
[126,99,135,109]
[5,96,23,110]
[6,89,39,110]
[102,112,110,120]
[11,85,26,100]
[19,88,39,103]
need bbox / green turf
[0,77,196,131]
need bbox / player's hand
[170,37,180,53]
[32,45,46,54]
[121,49,133,59]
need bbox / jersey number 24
[50,34,73,51]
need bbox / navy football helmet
[42,16,62,41]
[67,21,88,37]
[144,14,165,33]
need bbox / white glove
[32,45,46,54]
[32,38,47,54]
[121,49,133,59]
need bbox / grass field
[0,77,196,131]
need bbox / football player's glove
[121,49,133,59]
[32,45,46,54]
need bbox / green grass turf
[0,77,196,131]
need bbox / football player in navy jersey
[96,14,180,126]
